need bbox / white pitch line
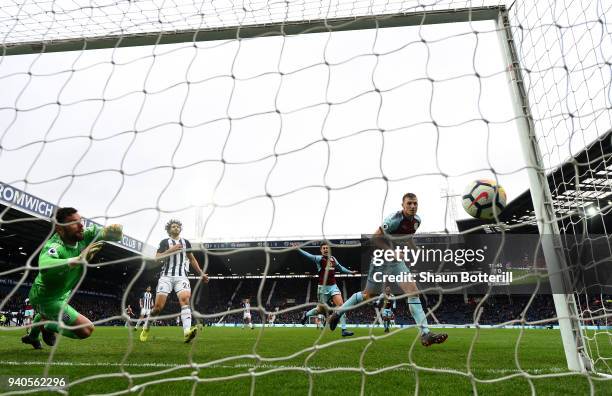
[1,361,177,368]
[0,361,566,375]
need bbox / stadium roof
[0,183,147,271]
[456,130,612,234]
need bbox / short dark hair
[402,193,417,201]
[320,241,330,248]
[165,219,182,235]
[55,207,78,224]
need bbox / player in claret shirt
[377,286,396,333]
[23,298,34,334]
[267,307,279,327]
[296,241,357,337]
[21,207,123,350]
[124,305,134,327]
[328,193,448,347]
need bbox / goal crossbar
[2,6,503,56]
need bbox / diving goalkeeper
[21,207,123,349]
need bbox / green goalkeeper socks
[28,314,43,340]
[44,322,81,339]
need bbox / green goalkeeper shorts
[33,299,80,326]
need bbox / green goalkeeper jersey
[29,224,115,303]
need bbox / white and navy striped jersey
[243,302,251,313]
[141,291,153,310]
[157,237,192,277]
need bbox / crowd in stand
[2,279,610,328]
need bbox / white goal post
[495,9,592,373]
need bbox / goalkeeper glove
[103,224,123,241]
[82,241,105,262]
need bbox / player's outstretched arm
[291,243,321,263]
[38,240,104,274]
[335,258,357,275]
[297,249,319,262]
[289,242,324,274]
[372,225,394,251]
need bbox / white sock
[136,319,142,328]
[408,297,430,334]
[340,314,347,330]
[181,305,192,333]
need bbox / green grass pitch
[0,326,610,395]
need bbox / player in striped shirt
[328,193,448,347]
[135,286,153,330]
[242,298,254,329]
[140,219,208,343]
[296,241,357,337]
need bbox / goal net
[0,0,610,393]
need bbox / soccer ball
[462,179,507,220]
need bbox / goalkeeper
[21,207,123,349]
